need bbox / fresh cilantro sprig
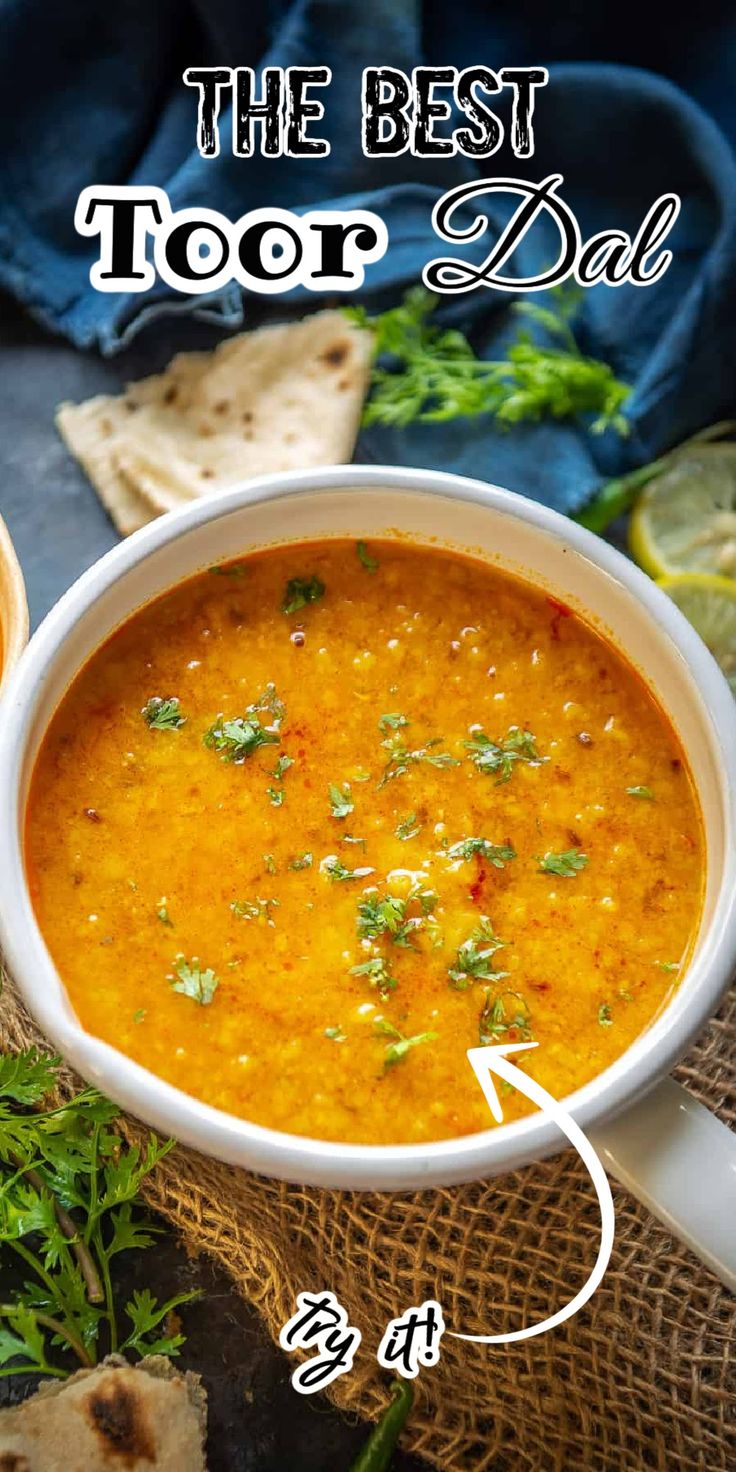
[0,1049,197,1379]
[349,285,631,436]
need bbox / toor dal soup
[26,538,704,1144]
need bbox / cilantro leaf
[357,886,436,949]
[356,540,379,572]
[465,726,545,783]
[379,734,458,788]
[447,837,517,868]
[120,1287,200,1360]
[0,1049,60,1106]
[203,713,279,763]
[598,1003,613,1027]
[169,955,219,1005]
[329,783,354,819]
[350,956,398,998]
[448,919,508,990]
[626,785,655,800]
[479,990,533,1044]
[142,697,186,731]
[321,856,374,882]
[395,812,422,841]
[282,576,325,615]
[374,1019,438,1070]
[537,848,588,877]
[289,852,313,871]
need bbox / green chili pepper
[348,1379,415,1471]
[576,419,736,534]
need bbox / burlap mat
[2,965,734,1471]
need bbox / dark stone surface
[0,291,426,1471]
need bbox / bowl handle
[590,1077,736,1292]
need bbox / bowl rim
[1,463,735,1189]
[0,512,29,695]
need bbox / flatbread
[56,312,373,535]
[0,1354,207,1471]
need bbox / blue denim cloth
[1,0,735,512]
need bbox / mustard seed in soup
[26,539,704,1144]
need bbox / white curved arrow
[450,1041,615,1345]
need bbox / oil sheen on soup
[26,539,704,1145]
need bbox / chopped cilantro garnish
[341,834,367,849]
[133,1008,146,1024]
[231,898,278,924]
[273,754,294,779]
[169,955,219,1006]
[282,576,325,615]
[598,1002,613,1026]
[465,726,545,782]
[655,960,680,973]
[204,713,279,763]
[289,852,313,871]
[395,812,422,841]
[268,786,285,807]
[448,919,508,990]
[249,684,286,726]
[378,734,458,788]
[350,956,398,998]
[325,1026,347,1041]
[537,848,588,877]
[447,837,517,868]
[379,712,409,733]
[479,989,533,1044]
[156,900,173,926]
[263,854,277,874]
[321,856,374,882]
[329,783,354,819]
[626,785,655,800]
[358,886,436,948]
[142,697,186,731]
[374,1018,438,1070]
[208,562,247,578]
[356,540,379,572]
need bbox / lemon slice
[630,445,736,579]
[657,573,736,692]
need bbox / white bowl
[0,467,735,1280]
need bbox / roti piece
[0,1355,207,1471]
[56,312,373,535]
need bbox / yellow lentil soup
[26,539,704,1145]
